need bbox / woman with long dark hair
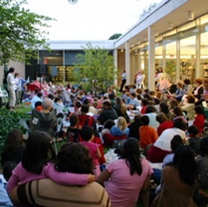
[151,145,198,207]
[96,138,153,207]
[1,129,25,167]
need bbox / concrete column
[113,49,118,86]
[148,26,155,90]
[196,24,201,78]
[176,36,180,81]
[125,41,131,85]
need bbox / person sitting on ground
[171,82,183,101]
[30,98,57,137]
[128,114,142,140]
[193,105,205,136]
[152,135,184,193]
[159,102,173,121]
[181,94,196,121]
[140,98,149,115]
[6,131,94,196]
[187,125,201,155]
[80,126,101,178]
[77,104,99,137]
[196,137,208,195]
[101,119,115,136]
[97,99,118,125]
[53,97,64,115]
[125,92,141,110]
[110,116,129,137]
[151,145,199,207]
[82,98,97,115]
[144,105,159,131]
[172,106,188,124]
[9,143,110,207]
[66,114,81,142]
[147,118,187,163]
[156,113,173,136]
[193,78,204,102]
[30,90,43,110]
[152,97,161,112]
[0,162,17,207]
[96,138,153,207]
[1,130,25,167]
[139,115,158,149]
[114,97,130,124]
[35,101,42,111]
[162,135,184,168]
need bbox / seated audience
[193,78,204,101]
[101,119,115,136]
[6,131,94,196]
[66,114,81,142]
[147,118,187,163]
[139,115,158,149]
[30,91,43,109]
[1,130,25,167]
[187,127,200,157]
[80,126,101,177]
[128,114,142,140]
[181,94,196,121]
[126,92,140,110]
[114,97,130,123]
[9,143,110,207]
[156,113,173,136]
[151,145,198,207]
[96,138,153,207]
[144,105,159,130]
[30,98,57,137]
[193,105,205,135]
[140,98,149,115]
[110,116,129,137]
[196,137,208,193]
[97,100,118,125]
[159,102,173,121]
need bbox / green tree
[0,0,54,65]
[108,33,122,40]
[73,43,116,94]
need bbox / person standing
[6,67,16,111]
[119,70,126,92]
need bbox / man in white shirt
[6,67,16,110]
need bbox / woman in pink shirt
[96,138,153,207]
[6,131,94,195]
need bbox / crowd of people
[1,66,208,206]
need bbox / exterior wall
[0,61,25,86]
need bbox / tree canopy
[0,0,54,65]
[73,43,116,94]
[108,33,122,40]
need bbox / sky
[25,0,162,41]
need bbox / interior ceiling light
[188,11,194,21]
[168,22,173,30]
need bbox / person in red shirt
[156,113,173,136]
[193,105,205,135]
[140,98,149,115]
[139,115,158,149]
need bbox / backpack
[84,116,99,137]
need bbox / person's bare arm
[95,169,110,186]
[96,147,101,158]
